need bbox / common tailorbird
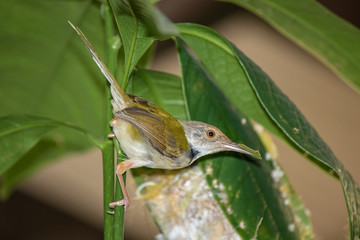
[69,22,261,210]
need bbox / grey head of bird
[181,121,251,164]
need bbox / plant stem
[102,141,115,240]
[103,1,141,239]
[113,140,126,239]
[102,2,121,240]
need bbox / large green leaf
[108,0,179,86]
[221,0,360,93]
[133,69,187,119]
[178,23,283,140]
[177,39,310,239]
[0,0,110,195]
[178,23,360,239]
[0,114,101,199]
[108,0,178,39]
[131,68,312,239]
[1,139,72,200]
[0,0,106,146]
[231,38,360,240]
[0,115,59,175]
[110,13,154,85]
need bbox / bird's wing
[116,107,189,158]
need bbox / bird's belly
[111,118,149,160]
[110,117,191,170]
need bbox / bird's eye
[206,130,216,138]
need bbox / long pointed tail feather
[68,21,129,112]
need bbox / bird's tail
[68,21,130,112]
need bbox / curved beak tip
[224,142,262,160]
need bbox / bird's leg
[109,161,133,211]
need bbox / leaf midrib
[0,122,58,138]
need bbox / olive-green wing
[115,107,188,158]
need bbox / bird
[69,22,261,211]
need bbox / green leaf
[0,0,106,148]
[131,67,312,239]
[221,0,360,93]
[0,114,101,198]
[231,43,360,240]
[0,0,111,197]
[132,69,186,120]
[255,127,314,239]
[178,23,360,239]
[0,115,58,175]
[1,139,70,200]
[108,0,179,85]
[108,0,178,39]
[178,23,283,139]
[177,39,307,239]
[110,13,154,85]
[0,114,101,175]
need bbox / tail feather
[68,21,129,112]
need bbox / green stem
[113,139,126,239]
[104,1,128,239]
[102,141,115,240]
[103,1,141,239]
[103,2,120,240]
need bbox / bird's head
[181,121,253,163]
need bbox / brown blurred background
[1,0,359,239]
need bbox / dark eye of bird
[206,130,216,138]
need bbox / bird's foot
[108,133,116,138]
[109,198,129,211]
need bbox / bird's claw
[109,198,129,212]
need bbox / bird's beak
[222,142,262,160]
[222,142,252,155]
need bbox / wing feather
[116,107,188,158]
